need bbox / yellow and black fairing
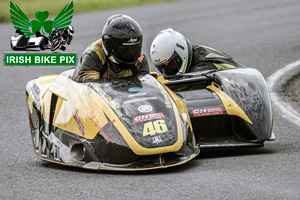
[25,69,199,171]
[159,68,274,148]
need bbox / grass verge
[1,0,176,23]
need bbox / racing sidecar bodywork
[26,70,199,171]
[26,68,274,171]
[163,68,274,148]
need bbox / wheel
[60,45,66,51]
[40,41,45,50]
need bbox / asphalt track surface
[1,0,300,199]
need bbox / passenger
[150,28,242,76]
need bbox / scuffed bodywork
[164,68,274,148]
[26,70,199,171]
[213,69,273,140]
[26,68,274,171]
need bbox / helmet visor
[106,37,142,65]
[113,43,142,64]
[156,51,183,75]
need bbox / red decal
[90,111,113,144]
[110,119,116,129]
[134,113,165,123]
[72,104,85,136]
[89,111,97,123]
[100,129,110,144]
[89,111,101,131]
[192,107,223,117]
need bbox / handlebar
[164,69,217,86]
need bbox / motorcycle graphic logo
[10,1,74,51]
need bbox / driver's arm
[72,52,102,82]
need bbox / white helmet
[68,25,74,34]
[150,28,192,75]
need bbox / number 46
[143,120,168,136]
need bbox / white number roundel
[138,105,153,113]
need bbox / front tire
[60,45,66,51]
[40,40,45,50]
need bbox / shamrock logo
[30,11,54,35]
[10,1,74,37]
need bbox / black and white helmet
[150,28,192,75]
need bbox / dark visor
[111,40,142,65]
[156,51,183,75]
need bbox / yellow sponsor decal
[161,88,172,108]
[207,83,252,124]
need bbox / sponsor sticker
[128,87,141,93]
[152,136,163,144]
[128,92,146,98]
[159,87,172,108]
[123,97,157,104]
[123,38,141,46]
[72,104,84,136]
[85,90,96,99]
[192,107,223,117]
[89,111,114,144]
[138,105,153,113]
[134,113,165,123]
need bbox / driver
[72,14,149,82]
[150,28,242,76]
